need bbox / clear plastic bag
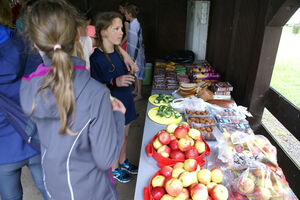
[217,132,278,169]
[230,163,294,200]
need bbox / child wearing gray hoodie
[20,0,126,199]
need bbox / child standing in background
[125,3,146,101]
[119,0,130,50]
[21,0,126,199]
[90,11,138,183]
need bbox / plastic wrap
[229,163,294,200]
[217,132,278,169]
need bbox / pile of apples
[150,158,229,200]
[152,122,207,160]
[231,166,292,200]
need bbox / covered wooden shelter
[70,0,300,195]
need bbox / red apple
[179,122,190,131]
[186,136,195,147]
[169,139,179,151]
[176,188,189,200]
[234,145,244,153]
[185,147,199,159]
[161,194,174,200]
[158,131,172,145]
[207,196,213,200]
[237,177,255,194]
[170,134,177,141]
[172,167,185,179]
[253,186,271,200]
[173,162,184,169]
[157,129,168,135]
[170,150,185,160]
[151,187,166,200]
[207,182,217,194]
[184,159,198,172]
[253,169,266,178]
[211,168,223,184]
[153,137,163,150]
[164,177,184,197]
[197,168,211,185]
[166,124,178,134]
[178,137,192,152]
[179,171,198,187]
[190,183,208,200]
[195,140,206,154]
[174,126,188,139]
[160,166,173,178]
[210,184,229,200]
[152,175,166,187]
[231,192,246,200]
[188,128,201,140]
[157,145,171,158]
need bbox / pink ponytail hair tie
[53,44,61,50]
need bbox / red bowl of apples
[144,160,229,200]
[146,123,210,168]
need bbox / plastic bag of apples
[229,162,294,200]
[146,122,210,168]
[217,131,278,170]
[144,159,229,200]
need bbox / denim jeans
[0,154,47,200]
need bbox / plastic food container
[218,121,253,134]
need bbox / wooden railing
[265,87,300,140]
[258,87,300,197]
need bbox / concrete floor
[1,85,151,200]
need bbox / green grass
[270,26,300,108]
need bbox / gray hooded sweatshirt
[20,57,125,200]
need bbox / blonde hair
[24,0,79,135]
[0,0,12,28]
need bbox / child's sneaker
[112,167,132,183]
[120,159,138,175]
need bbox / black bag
[0,92,40,152]
[165,50,195,63]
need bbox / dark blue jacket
[0,25,42,164]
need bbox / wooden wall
[69,0,187,62]
[206,0,285,107]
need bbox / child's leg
[111,124,133,183]
[132,77,138,95]
[119,124,130,163]
[134,79,143,101]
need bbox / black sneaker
[119,159,138,175]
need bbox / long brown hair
[95,12,123,71]
[24,0,79,135]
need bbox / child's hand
[116,74,135,87]
[111,98,126,114]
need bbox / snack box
[213,82,233,92]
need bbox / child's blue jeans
[0,154,47,200]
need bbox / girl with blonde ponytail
[20,0,126,199]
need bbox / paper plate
[148,94,172,106]
[148,107,182,125]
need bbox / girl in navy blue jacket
[90,12,139,183]
[0,0,46,199]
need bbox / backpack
[0,92,40,152]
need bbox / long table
[133,90,219,200]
